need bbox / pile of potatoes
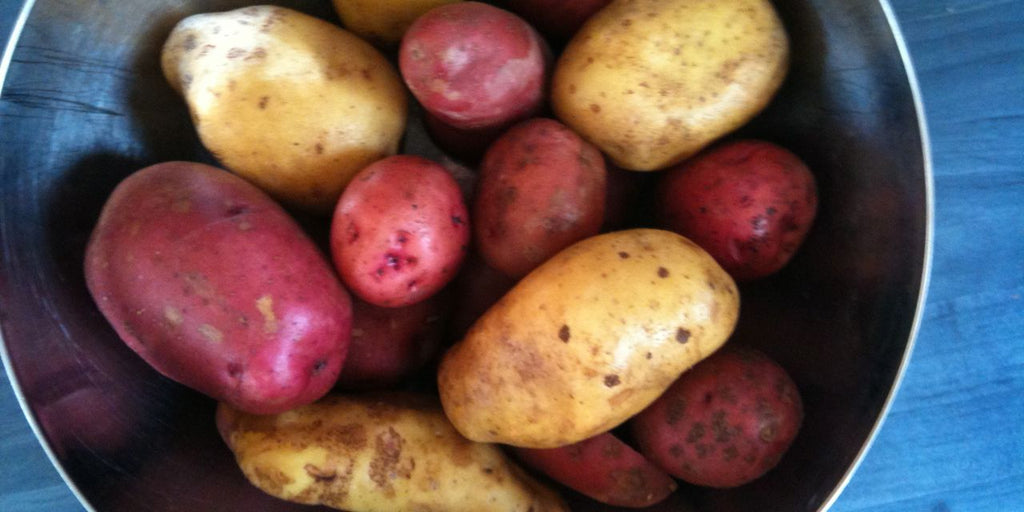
[84,1,819,510]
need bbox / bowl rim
[816,0,935,509]
[0,0,935,510]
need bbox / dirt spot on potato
[369,427,411,494]
[604,374,621,388]
[304,463,337,482]
[666,398,687,425]
[657,266,670,278]
[558,324,571,342]
[618,251,630,259]
[676,327,691,344]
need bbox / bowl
[0,0,931,510]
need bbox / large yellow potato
[551,0,789,171]
[438,229,739,448]
[332,0,462,47]
[161,6,408,214]
[217,393,568,512]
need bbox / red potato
[656,139,818,281]
[443,251,518,341]
[423,110,510,165]
[502,0,613,42]
[399,1,549,131]
[334,294,448,390]
[474,117,607,278]
[84,161,352,415]
[630,345,804,489]
[331,154,470,308]
[513,431,677,508]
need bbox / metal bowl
[0,0,931,510]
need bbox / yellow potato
[161,6,408,214]
[332,0,462,47]
[438,229,739,448]
[551,0,789,171]
[217,393,568,512]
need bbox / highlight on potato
[79,0,819,509]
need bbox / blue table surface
[2,0,1022,511]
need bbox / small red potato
[399,1,549,131]
[503,0,613,42]
[84,161,352,415]
[656,139,818,281]
[331,155,470,308]
[474,117,607,278]
[513,431,677,508]
[443,252,518,343]
[630,345,804,489]
[334,294,448,390]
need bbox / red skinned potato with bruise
[331,155,470,308]
[656,140,818,281]
[512,431,677,508]
[84,161,352,415]
[399,1,550,131]
[630,345,804,488]
[474,118,607,278]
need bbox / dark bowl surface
[0,0,930,511]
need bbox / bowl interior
[0,0,929,510]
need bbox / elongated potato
[84,162,352,415]
[216,393,568,512]
[161,6,408,213]
[438,229,739,448]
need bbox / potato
[334,294,449,390]
[512,431,677,507]
[438,228,739,448]
[216,393,569,512]
[398,2,549,131]
[630,345,803,488]
[503,0,613,42]
[161,5,408,214]
[83,161,352,415]
[550,0,789,171]
[332,0,463,47]
[656,139,818,281]
[330,155,470,308]
[474,118,607,278]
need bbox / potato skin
[656,140,818,281]
[330,155,470,308]
[399,2,549,130]
[474,118,607,278]
[512,431,677,508]
[438,228,739,448]
[550,0,789,171]
[84,161,352,415]
[334,295,449,390]
[161,5,408,214]
[630,345,803,488]
[332,0,462,47]
[504,0,613,42]
[216,393,569,512]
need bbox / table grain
[2,0,1022,510]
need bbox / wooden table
[2,0,1022,510]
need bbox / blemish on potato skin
[657,266,670,278]
[558,324,571,342]
[676,327,691,344]
[198,323,223,343]
[604,374,621,388]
